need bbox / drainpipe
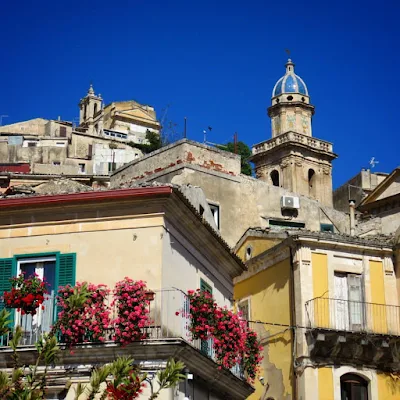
[349,200,356,236]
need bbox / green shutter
[58,253,76,288]
[55,253,76,323]
[0,258,15,327]
[200,279,212,294]
[200,279,212,357]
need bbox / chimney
[349,200,356,236]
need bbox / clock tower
[250,59,337,207]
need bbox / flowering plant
[56,282,110,345]
[187,289,216,340]
[187,290,263,383]
[213,308,247,369]
[3,273,48,315]
[106,370,146,400]
[112,278,151,345]
[243,328,264,381]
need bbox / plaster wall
[0,214,165,291]
[234,258,293,400]
[162,221,233,304]
[111,140,348,247]
[0,118,48,135]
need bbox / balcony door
[334,273,364,331]
[17,257,56,340]
[340,373,368,400]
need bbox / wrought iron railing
[0,289,244,379]
[305,297,400,336]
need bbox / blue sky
[1,0,398,188]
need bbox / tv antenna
[369,157,379,169]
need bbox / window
[321,223,334,233]
[56,142,65,147]
[94,103,98,116]
[52,161,60,166]
[59,126,67,137]
[334,273,364,331]
[88,144,93,159]
[308,168,316,197]
[78,163,86,173]
[238,299,250,321]
[208,203,220,229]
[270,170,279,187]
[108,162,116,173]
[340,373,368,400]
[27,141,37,147]
[245,245,253,261]
[200,278,212,294]
[0,253,76,331]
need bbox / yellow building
[0,185,253,399]
[234,228,400,400]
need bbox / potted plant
[4,273,48,316]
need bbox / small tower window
[271,170,280,187]
[287,95,293,101]
[308,169,316,197]
[94,103,98,116]
[95,123,98,134]
[83,105,87,120]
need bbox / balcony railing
[0,289,244,379]
[305,297,400,336]
[252,131,333,155]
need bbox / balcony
[305,297,400,371]
[0,289,244,380]
[251,131,334,156]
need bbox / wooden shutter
[347,274,364,330]
[0,258,15,326]
[55,254,76,323]
[58,253,76,288]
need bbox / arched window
[270,170,280,187]
[308,168,316,197]
[94,103,98,116]
[83,105,87,120]
[94,124,98,134]
[340,373,368,400]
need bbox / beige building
[0,85,161,179]
[0,185,252,399]
[111,139,349,247]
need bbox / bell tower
[250,59,337,207]
[78,84,104,135]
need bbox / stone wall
[111,140,349,247]
[112,139,241,187]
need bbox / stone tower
[78,84,104,135]
[250,59,337,207]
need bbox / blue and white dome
[272,59,308,97]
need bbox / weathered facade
[111,139,349,247]
[234,229,400,400]
[0,186,252,399]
